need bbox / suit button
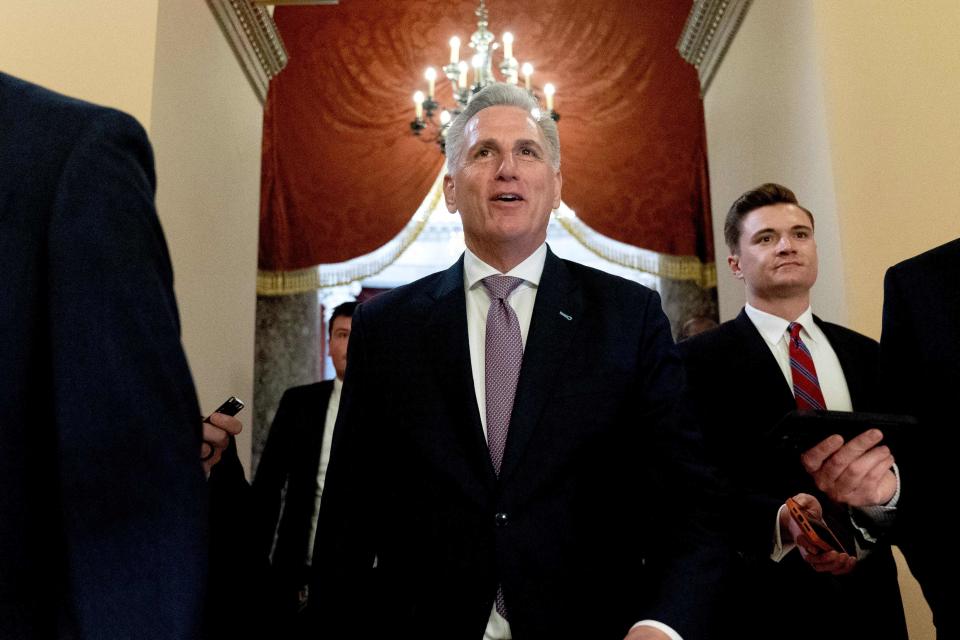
[494,512,509,526]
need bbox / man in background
[0,72,209,638]
[252,301,355,634]
[676,183,906,639]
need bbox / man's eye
[476,148,491,158]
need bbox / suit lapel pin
[559,311,573,321]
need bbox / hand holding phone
[201,396,245,462]
[785,496,846,554]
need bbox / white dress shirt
[464,245,680,640]
[306,377,342,566]
[742,305,898,559]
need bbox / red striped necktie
[788,322,826,410]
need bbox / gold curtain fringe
[553,210,716,288]
[257,178,717,296]
[256,174,445,296]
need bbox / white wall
[0,0,159,129]
[150,0,262,473]
[703,1,846,324]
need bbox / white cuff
[630,619,683,640]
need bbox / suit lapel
[425,257,497,489]
[732,310,796,413]
[815,316,873,410]
[499,249,582,483]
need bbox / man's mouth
[492,193,523,202]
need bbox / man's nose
[777,236,795,253]
[496,153,518,180]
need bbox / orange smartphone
[785,497,847,554]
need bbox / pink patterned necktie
[788,322,826,410]
[483,275,524,475]
[482,274,524,622]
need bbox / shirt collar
[463,243,547,291]
[744,304,818,347]
[332,377,343,394]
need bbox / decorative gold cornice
[677,0,752,96]
[207,0,289,104]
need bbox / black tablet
[766,410,916,456]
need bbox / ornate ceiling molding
[207,0,289,104]
[677,0,752,96]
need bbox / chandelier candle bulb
[471,54,483,87]
[413,91,424,119]
[502,32,513,60]
[522,62,533,91]
[458,61,468,88]
[449,36,461,64]
[544,83,555,111]
[425,67,437,98]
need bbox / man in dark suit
[803,237,960,635]
[308,83,724,640]
[676,184,906,639]
[0,72,208,638]
[251,300,355,632]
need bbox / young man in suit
[802,237,960,635]
[0,72,212,639]
[251,301,356,632]
[676,184,906,639]
[308,83,726,640]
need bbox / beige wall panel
[813,0,960,339]
[703,1,846,324]
[0,0,159,130]
[150,0,263,474]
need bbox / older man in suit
[308,83,724,640]
[803,237,960,635]
[676,184,906,639]
[251,300,355,632]
[0,72,208,638]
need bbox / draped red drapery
[259,0,712,272]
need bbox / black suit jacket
[882,238,960,635]
[677,310,906,640]
[252,381,335,600]
[0,73,207,638]
[309,250,726,639]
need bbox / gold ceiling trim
[207,0,289,104]
[677,0,753,96]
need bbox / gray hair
[445,82,561,174]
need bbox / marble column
[658,278,718,341]
[251,291,321,475]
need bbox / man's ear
[443,174,457,213]
[728,254,744,280]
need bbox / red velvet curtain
[260,0,712,271]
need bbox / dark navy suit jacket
[678,310,906,640]
[309,249,727,639]
[0,73,207,639]
[882,238,960,635]
[251,380,335,613]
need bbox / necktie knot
[788,322,804,343]
[483,275,524,301]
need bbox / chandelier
[410,0,559,154]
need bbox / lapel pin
[559,311,573,321]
